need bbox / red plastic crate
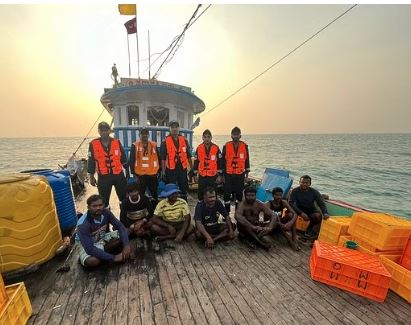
[310,241,391,302]
[399,235,411,271]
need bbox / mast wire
[201,4,358,117]
[153,4,205,79]
[72,106,107,157]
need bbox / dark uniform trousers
[166,164,188,201]
[137,174,159,201]
[97,173,127,208]
[197,175,218,201]
[223,173,245,213]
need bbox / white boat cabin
[100,78,205,155]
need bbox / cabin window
[127,105,139,125]
[177,110,185,128]
[147,106,169,126]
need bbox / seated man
[265,187,300,251]
[194,187,235,249]
[120,182,153,237]
[150,183,194,242]
[289,175,330,240]
[77,194,131,267]
[235,186,277,249]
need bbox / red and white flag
[124,17,137,34]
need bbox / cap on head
[169,120,179,127]
[140,127,149,135]
[160,183,181,198]
[231,126,241,134]
[98,121,111,131]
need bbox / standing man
[129,127,160,203]
[222,126,250,213]
[289,175,330,240]
[77,194,131,267]
[193,129,223,201]
[88,121,127,208]
[160,120,192,201]
[111,63,119,85]
[235,186,277,249]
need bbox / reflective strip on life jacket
[197,143,219,177]
[165,135,188,170]
[225,141,247,175]
[91,138,123,175]
[134,140,159,176]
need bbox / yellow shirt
[154,198,190,222]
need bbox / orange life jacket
[197,143,219,177]
[91,138,123,175]
[225,141,247,175]
[165,135,188,170]
[133,140,159,176]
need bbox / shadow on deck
[6,185,410,325]
[13,233,410,325]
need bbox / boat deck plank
[9,191,409,325]
[18,234,410,325]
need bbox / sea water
[0,133,410,218]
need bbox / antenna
[148,30,151,79]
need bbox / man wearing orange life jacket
[129,127,160,202]
[160,120,192,202]
[193,129,223,201]
[222,126,250,213]
[88,121,127,208]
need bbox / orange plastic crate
[0,283,32,325]
[338,235,352,247]
[318,217,351,245]
[380,255,411,303]
[310,241,391,302]
[348,212,411,251]
[0,274,8,312]
[399,235,411,271]
[296,216,310,232]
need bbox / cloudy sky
[1,4,410,137]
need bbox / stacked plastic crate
[0,274,32,325]
[347,212,411,303]
[399,235,411,270]
[379,234,411,303]
[318,217,351,245]
[310,240,391,302]
[0,274,7,312]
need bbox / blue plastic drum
[21,169,77,233]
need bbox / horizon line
[1,131,411,139]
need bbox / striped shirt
[154,198,190,222]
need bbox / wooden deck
[6,189,411,325]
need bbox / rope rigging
[152,4,210,79]
[71,106,108,158]
[200,4,358,118]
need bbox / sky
[0,4,410,137]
